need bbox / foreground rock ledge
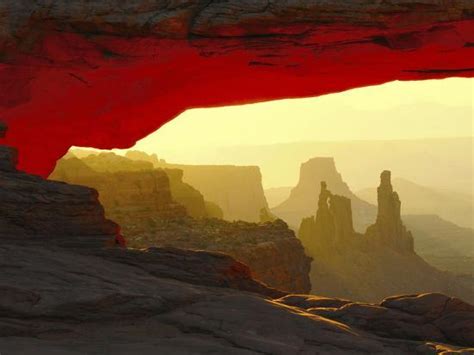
[0,243,473,354]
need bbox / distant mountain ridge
[190,137,473,195]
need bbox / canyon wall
[160,164,269,223]
[272,157,376,231]
[125,151,269,222]
[51,152,310,293]
[51,153,212,220]
[298,171,474,303]
[50,157,188,225]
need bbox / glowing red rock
[0,1,472,176]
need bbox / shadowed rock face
[0,142,120,248]
[0,243,473,353]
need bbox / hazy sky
[129,78,473,154]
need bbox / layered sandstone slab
[279,292,474,347]
[0,147,120,248]
[0,243,473,354]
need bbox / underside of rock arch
[0,1,473,176]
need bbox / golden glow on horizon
[127,78,472,153]
[70,78,473,191]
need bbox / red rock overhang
[0,1,473,176]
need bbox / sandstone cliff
[298,171,474,304]
[51,153,212,220]
[273,157,376,231]
[126,151,270,222]
[50,157,188,225]
[51,152,310,293]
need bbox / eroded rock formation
[273,157,376,231]
[51,151,310,293]
[298,171,473,303]
[126,151,270,222]
[365,170,414,253]
[51,153,213,218]
[50,156,188,225]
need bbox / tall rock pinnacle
[366,171,414,253]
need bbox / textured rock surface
[279,292,474,347]
[125,218,312,294]
[0,148,120,248]
[298,171,474,303]
[1,2,472,177]
[273,157,376,231]
[0,243,473,354]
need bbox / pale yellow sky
[72,78,473,191]
[128,78,473,153]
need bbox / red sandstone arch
[0,1,473,176]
